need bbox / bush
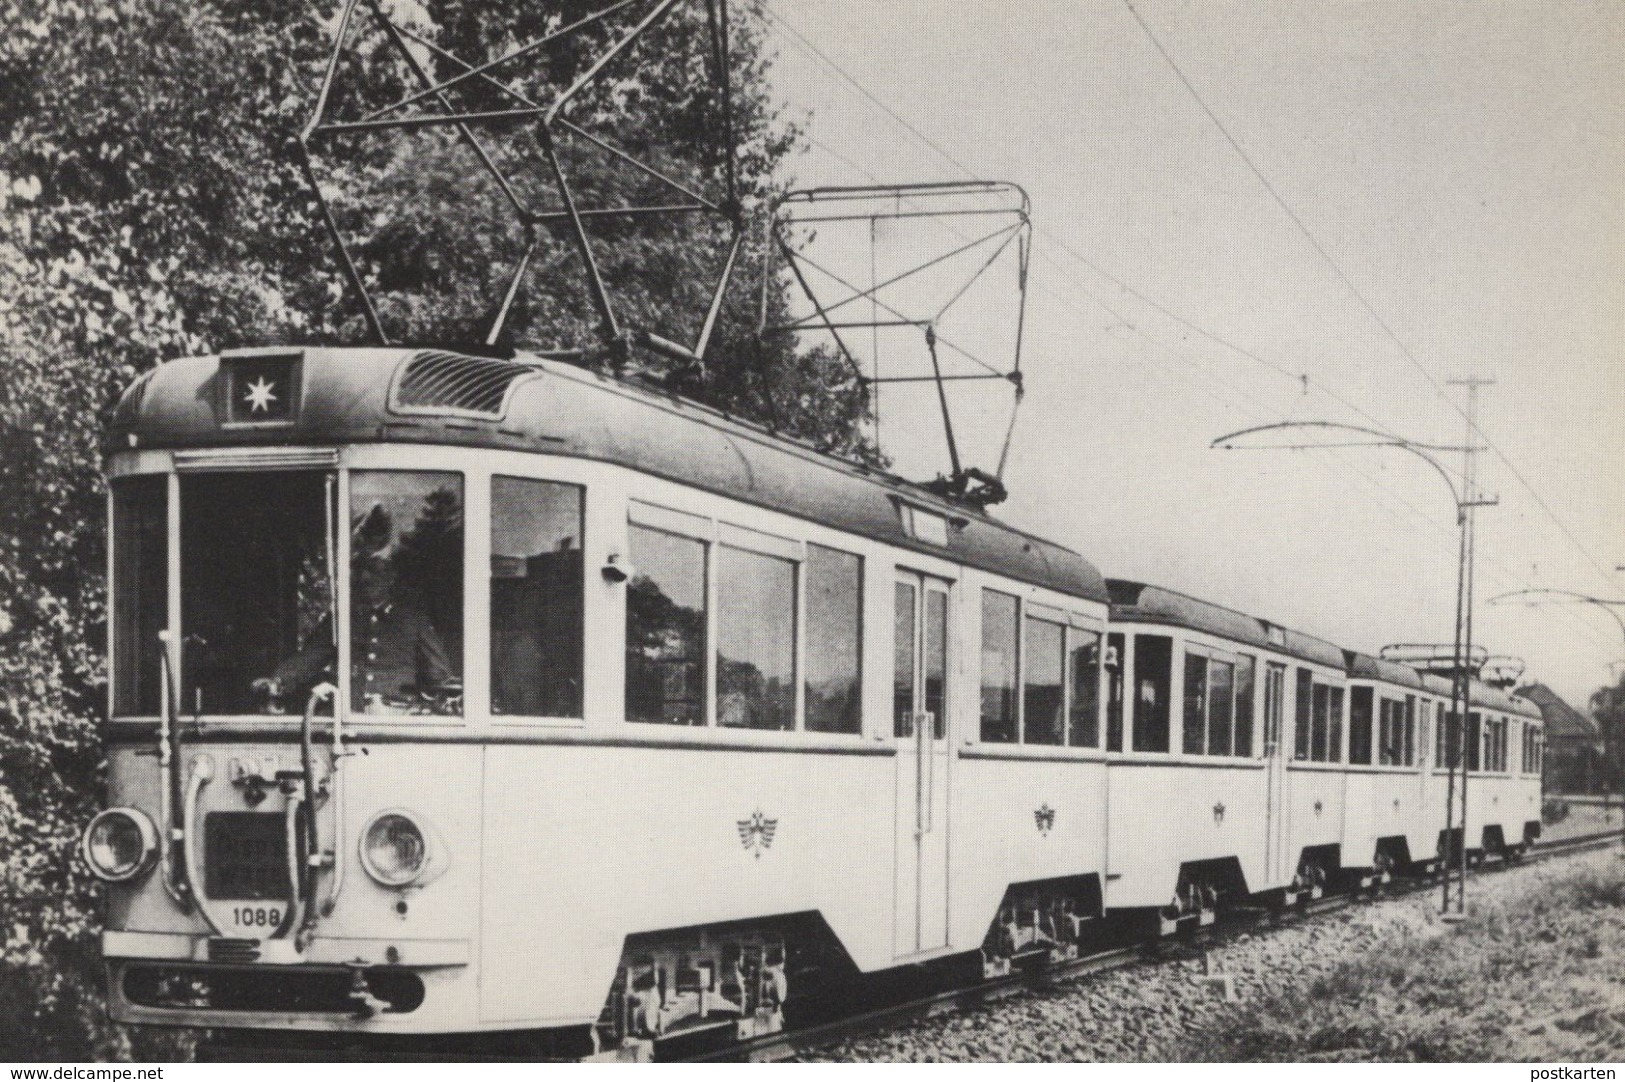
[1185,855,1625,1061]
[0,0,857,1061]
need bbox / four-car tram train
[81,345,1545,1056]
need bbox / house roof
[1516,683,1599,741]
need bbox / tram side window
[1440,709,1461,767]
[490,477,583,718]
[717,545,796,731]
[1294,668,1313,761]
[1310,684,1329,761]
[182,470,338,716]
[1182,652,1208,754]
[1404,696,1417,766]
[1465,712,1482,771]
[1208,659,1235,756]
[805,544,862,735]
[1132,635,1172,753]
[1233,654,1255,757]
[980,591,1020,743]
[1023,617,1066,745]
[1181,651,1236,756]
[1309,683,1343,762]
[1349,687,1374,765]
[1379,698,1406,766]
[348,471,464,716]
[1069,628,1101,748]
[1419,700,1433,765]
[113,476,168,716]
[1105,632,1125,752]
[626,525,708,725]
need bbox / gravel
[797,846,1625,1062]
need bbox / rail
[685,828,1625,1063]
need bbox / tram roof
[1416,672,1541,720]
[1104,579,1346,669]
[110,346,1109,605]
[1345,652,1428,690]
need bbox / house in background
[1518,683,1604,794]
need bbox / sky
[753,0,1624,709]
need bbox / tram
[82,344,1545,1055]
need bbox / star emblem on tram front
[737,811,777,858]
[243,376,278,414]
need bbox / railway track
[687,829,1625,1063]
[205,830,1622,1063]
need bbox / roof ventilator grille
[391,351,537,421]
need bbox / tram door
[893,573,952,957]
[1262,662,1291,885]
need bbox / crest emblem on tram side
[738,811,777,858]
[1034,803,1056,836]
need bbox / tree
[306,0,877,459]
[1589,671,1625,805]
[0,0,868,1058]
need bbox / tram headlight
[360,810,442,887]
[81,808,159,882]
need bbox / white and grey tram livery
[82,345,1544,1055]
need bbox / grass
[1184,853,1625,1062]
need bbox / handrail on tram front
[297,683,338,952]
[155,631,189,911]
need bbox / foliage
[1589,670,1625,797]
[0,0,865,1060]
[1184,856,1625,1062]
[306,0,876,460]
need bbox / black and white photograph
[1,0,1622,1069]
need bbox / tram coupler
[345,966,389,1020]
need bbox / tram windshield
[111,469,466,718]
[179,471,336,715]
